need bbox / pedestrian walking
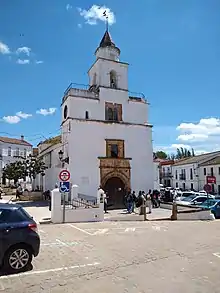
[146,189,152,214]
[16,184,22,200]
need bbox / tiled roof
[38,135,61,146]
[173,151,220,166]
[0,136,32,147]
[160,160,175,166]
[199,155,220,166]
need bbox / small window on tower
[85,111,89,119]
[111,144,118,158]
[110,71,117,89]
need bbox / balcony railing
[161,172,172,178]
[179,174,186,180]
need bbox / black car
[0,203,40,273]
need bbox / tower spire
[103,10,109,32]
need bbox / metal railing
[64,83,89,96]
[129,91,145,99]
[64,198,98,209]
[63,83,146,100]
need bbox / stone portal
[99,158,131,209]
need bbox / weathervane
[103,10,109,31]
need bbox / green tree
[3,161,25,184]
[2,156,47,188]
[155,151,168,159]
[176,147,194,159]
[22,155,47,189]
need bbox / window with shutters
[105,102,122,122]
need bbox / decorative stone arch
[101,170,130,191]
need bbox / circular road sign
[204,184,211,193]
[59,170,70,182]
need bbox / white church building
[59,29,154,208]
[37,29,154,208]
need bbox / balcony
[161,171,172,178]
[63,83,99,104]
[179,174,186,180]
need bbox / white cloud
[16,59,30,65]
[78,5,116,26]
[2,116,21,124]
[16,111,32,119]
[66,4,72,10]
[36,108,56,116]
[177,118,220,142]
[16,46,31,56]
[155,117,220,155]
[77,23,82,28]
[35,60,44,64]
[0,41,10,54]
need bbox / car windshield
[181,195,196,202]
[200,199,217,206]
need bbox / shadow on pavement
[0,263,33,276]
[15,201,49,208]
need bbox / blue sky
[0,0,220,154]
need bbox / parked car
[0,203,40,273]
[174,191,196,201]
[198,199,220,219]
[176,194,215,206]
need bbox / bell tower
[88,20,128,91]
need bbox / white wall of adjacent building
[0,139,32,185]
[153,162,160,190]
[36,142,62,192]
[171,163,200,191]
[198,164,220,194]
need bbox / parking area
[1,220,220,292]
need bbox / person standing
[126,191,133,213]
[98,186,108,213]
[146,189,152,214]
[131,191,136,212]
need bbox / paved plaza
[0,219,220,292]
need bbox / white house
[37,136,62,191]
[198,156,220,194]
[60,29,154,208]
[0,136,32,185]
[171,151,220,192]
[159,160,174,187]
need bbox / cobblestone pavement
[1,220,220,292]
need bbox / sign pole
[62,192,66,223]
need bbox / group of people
[125,189,160,214]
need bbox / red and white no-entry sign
[59,170,70,182]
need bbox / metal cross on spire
[103,10,109,31]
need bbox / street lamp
[58,150,64,161]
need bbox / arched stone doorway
[104,176,126,209]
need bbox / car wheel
[3,244,32,273]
